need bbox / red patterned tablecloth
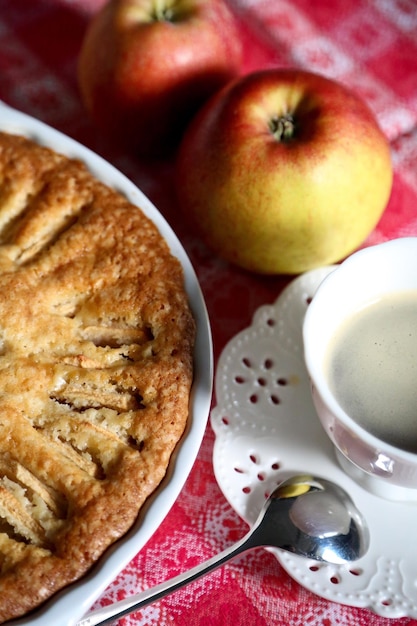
[1,1,417,624]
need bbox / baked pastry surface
[0,132,195,621]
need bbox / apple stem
[269,114,295,142]
[152,0,174,21]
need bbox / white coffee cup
[303,237,417,501]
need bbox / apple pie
[0,131,195,622]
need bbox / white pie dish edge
[0,101,213,626]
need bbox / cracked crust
[0,132,195,622]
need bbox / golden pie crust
[0,132,195,622]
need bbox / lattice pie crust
[0,132,195,622]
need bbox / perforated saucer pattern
[211,267,417,619]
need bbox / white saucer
[211,267,417,619]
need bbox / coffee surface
[327,290,417,453]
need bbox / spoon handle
[76,529,257,626]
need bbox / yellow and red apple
[78,0,242,156]
[177,69,393,274]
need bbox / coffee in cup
[326,289,417,454]
[303,238,417,501]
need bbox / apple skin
[78,0,242,156]
[176,69,393,274]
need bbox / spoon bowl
[77,475,369,626]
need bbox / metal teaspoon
[77,474,369,626]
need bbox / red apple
[78,0,242,156]
[177,69,393,274]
